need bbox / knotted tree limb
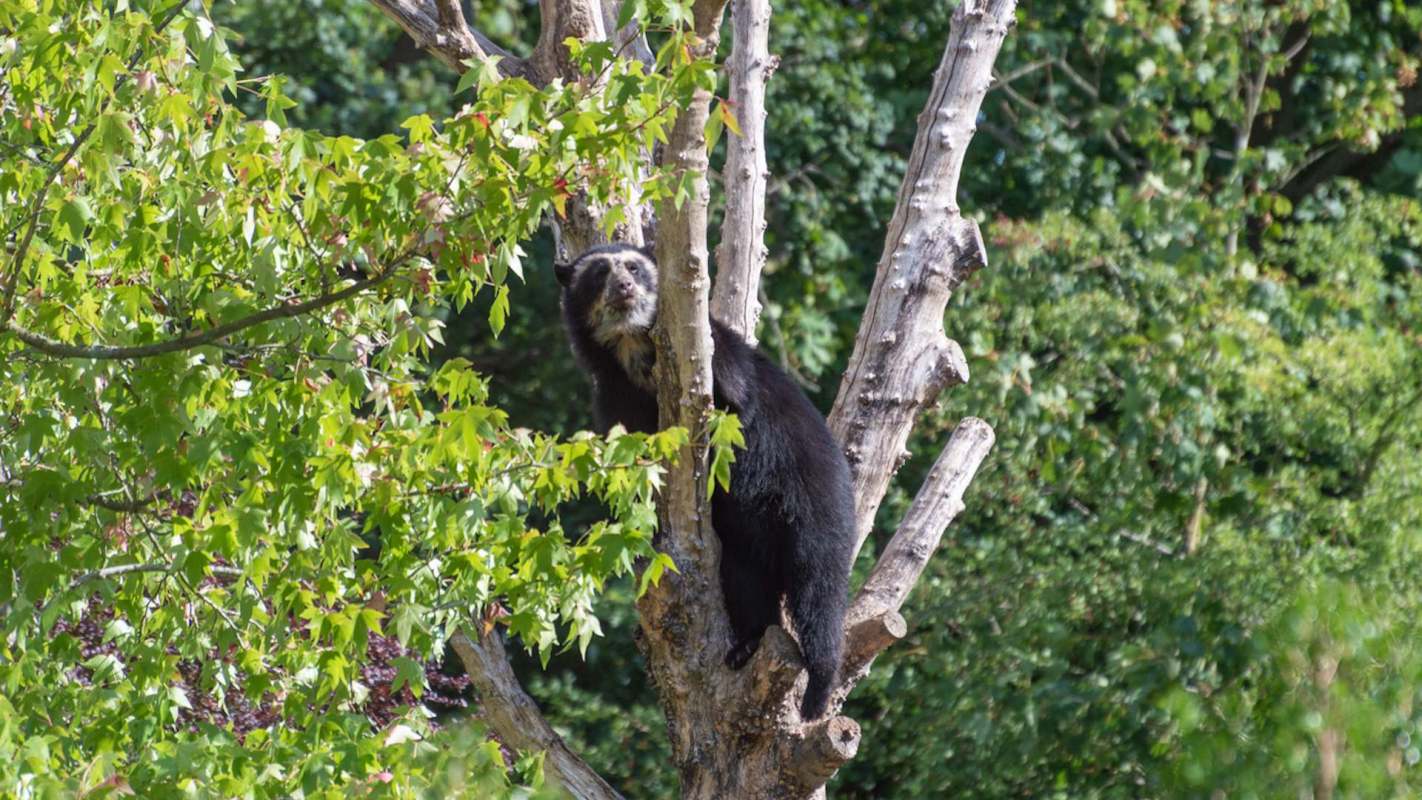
[709,0,774,344]
[449,630,624,800]
[827,0,1014,560]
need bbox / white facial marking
[587,251,659,390]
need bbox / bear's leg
[785,517,852,719]
[720,550,779,670]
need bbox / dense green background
[6,0,1419,795]
[213,0,1422,795]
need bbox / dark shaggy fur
[555,243,854,720]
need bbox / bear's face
[557,244,659,344]
[556,243,660,386]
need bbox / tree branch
[449,630,624,800]
[533,0,609,86]
[841,609,906,682]
[633,0,738,788]
[843,417,994,675]
[827,0,1012,558]
[710,0,774,344]
[5,263,400,360]
[367,0,533,80]
[744,625,804,716]
[785,716,861,792]
[599,0,654,66]
[70,562,243,589]
[642,0,732,612]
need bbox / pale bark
[368,0,533,79]
[709,0,774,344]
[599,0,655,66]
[380,0,1019,796]
[827,0,1014,560]
[842,418,995,691]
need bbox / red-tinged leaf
[720,101,743,138]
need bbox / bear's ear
[554,260,575,287]
[639,243,656,262]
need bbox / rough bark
[709,0,774,344]
[842,418,995,690]
[637,2,738,796]
[381,0,1017,797]
[827,0,1014,560]
[368,0,533,79]
[449,631,623,800]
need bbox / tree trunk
[378,0,1016,796]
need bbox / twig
[71,562,243,589]
[7,255,405,360]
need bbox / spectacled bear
[555,243,854,720]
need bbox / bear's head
[556,243,659,346]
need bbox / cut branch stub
[827,0,1013,557]
[786,716,862,791]
[842,609,907,682]
[745,625,804,715]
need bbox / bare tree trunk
[380,0,1016,796]
[709,0,774,344]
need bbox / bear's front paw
[725,638,760,670]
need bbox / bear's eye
[626,263,639,275]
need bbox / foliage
[1164,578,1422,797]
[4,0,1422,797]
[0,0,712,794]
[831,1,1422,796]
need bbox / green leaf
[705,101,725,155]
[57,198,93,243]
[489,284,510,337]
[456,62,482,96]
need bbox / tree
[1,0,1008,796]
[2,0,692,793]
[367,0,1010,796]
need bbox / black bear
[555,243,854,720]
